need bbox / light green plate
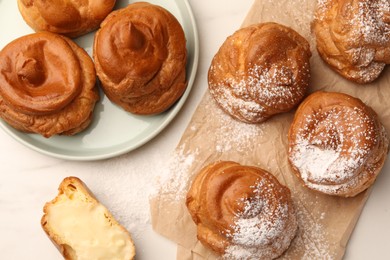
[0,0,199,161]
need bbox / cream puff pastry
[0,32,99,137]
[186,161,297,259]
[313,0,390,83]
[93,2,187,115]
[288,91,389,197]
[208,22,311,123]
[17,0,116,38]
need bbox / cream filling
[47,190,134,260]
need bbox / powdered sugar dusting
[152,145,199,201]
[348,0,389,80]
[355,0,390,44]
[209,65,267,123]
[316,0,390,44]
[212,107,260,153]
[289,105,377,195]
[88,141,199,240]
[316,0,331,18]
[293,141,341,181]
[290,202,335,260]
[209,61,309,124]
[315,0,390,82]
[223,179,297,260]
[86,156,161,240]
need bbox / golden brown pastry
[41,177,136,260]
[288,91,389,197]
[17,0,116,38]
[208,22,311,124]
[186,161,297,259]
[313,0,390,83]
[93,2,187,115]
[0,32,99,138]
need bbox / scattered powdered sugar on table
[291,201,334,260]
[212,107,260,153]
[152,145,199,201]
[87,155,162,239]
[87,144,199,239]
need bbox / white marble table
[0,0,389,259]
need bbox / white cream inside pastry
[41,177,135,260]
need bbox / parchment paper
[150,0,390,259]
